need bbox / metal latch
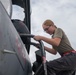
[2,49,16,54]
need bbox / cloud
[12,5,25,21]
[31,0,76,41]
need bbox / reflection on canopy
[0,0,12,17]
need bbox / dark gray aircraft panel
[0,1,32,75]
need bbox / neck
[53,27,57,34]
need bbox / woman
[34,19,76,75]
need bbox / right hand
[35,43,40,49]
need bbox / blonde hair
[42,19,57,28]
[43,19,54,26]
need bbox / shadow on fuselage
[12,19,31,54]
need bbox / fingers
[33,35,41,41]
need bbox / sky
[12,0,76,63]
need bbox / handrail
[21,34,47,75]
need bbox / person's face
[42,25,54,35]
